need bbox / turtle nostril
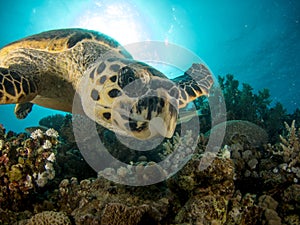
[127,77,134,83]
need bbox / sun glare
[75,0,148,45]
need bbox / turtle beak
[134,93,178,139]
[149,117,168,138]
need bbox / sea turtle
[0,28,213,140]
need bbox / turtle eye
[118,66,136,89]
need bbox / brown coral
[0,127,59,210]
[3,118,300,225]
[100,203,157,225]
[58,176,169,225]
[25,211,71,225]
[207,120,268,147]
[56,154,237,225]
[175,194,228,224]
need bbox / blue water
[0,0,299,132]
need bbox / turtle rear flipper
[171,63,213,108]
[0,67,38,118]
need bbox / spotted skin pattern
[0,28,213,140]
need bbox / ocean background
[0,0,299,133]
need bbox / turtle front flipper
[0,67,38,117]
[14,102,34,119]
[171,63,214,108]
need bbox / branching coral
[269,120,300,177]
[278,120,300,167]
[262,120,300,187]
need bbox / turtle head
[79,58,179,140]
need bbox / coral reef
[169,156,235,224]
[18,211,71,225]
[57,177,170,225]
[0,118,300,224]
[1,72,300,224]
[0,125,59,211]
[197,74,300,143]
[37,114,97,181]
[280,184,300,224]
[53,151,237,225]
[226,121,300,224]
[39,114,66,133]
[207,120,268,147]
[37,114,76,145]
